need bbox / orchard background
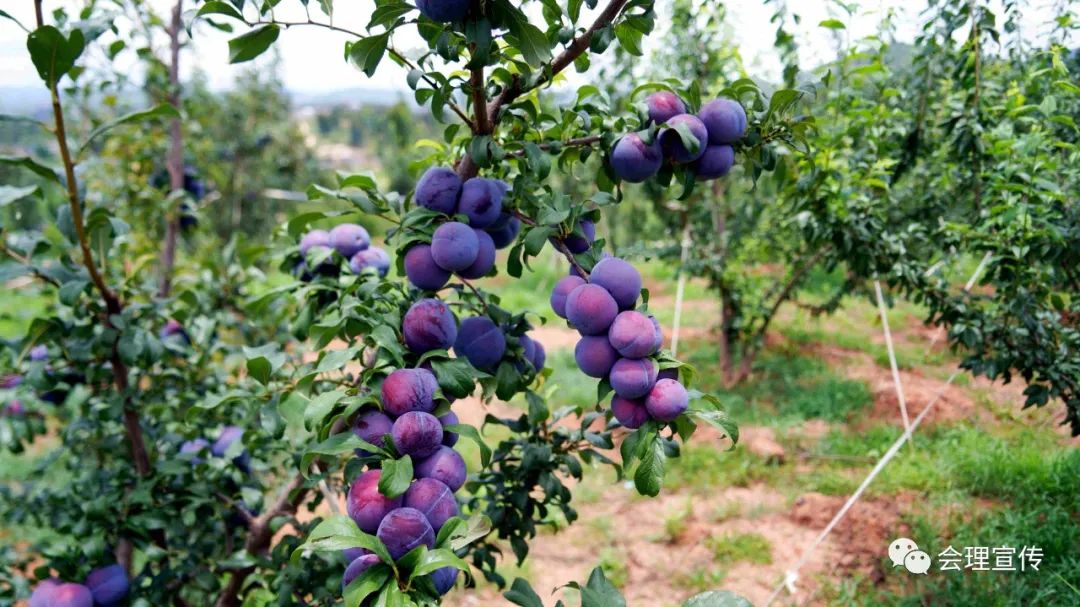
[1,0,1079,606]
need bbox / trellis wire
[875,280,913,437]
[763,371,959,606]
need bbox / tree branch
[469,66,489,134]
[457,0,629,178]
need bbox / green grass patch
[705,532,773,565]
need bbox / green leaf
[430,358,476,399]
[504,578,545,607]
[689,406,739,449]
[444,423,490,468]
[243,344,286,386]
[228,25,280,64]
[300,432,383,473]
[291,514,394,566]
[444,513,492,551]
[368,1,413,29]
[614,22,643,56]
[79,103,179,156]
[315,346,360,373]
[344,564,392,607]
[579,567,626,607]
[196,1,244,20]
[523,226,553,256]
[0,185,39,206]
[683,591,754,607]
[501,6,552,67]
[819,19,846,29]
[634,434,666,497]
[378,456,413,499]
[304,389,346,431]
[0,156,60,184]
[27,26,85,86]
[409,548,470,579]
[348,32,390,77]
[58,279,88,305]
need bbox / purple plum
[565,284,618,335]
[415,167,462,214]
[559,220,596,254]
[299,229,331,255]
[403,477,459,531]
[212,426,250,472]
[609,358,658,399]
[353,408,394,448]
[438,411,459,446]
[380,368,438,417]
[698,98,747,144]
[29,579,60,607]
[431,221,480,272]
[47,583,93,607]
[694,145,735,180]
[660,114,709,164]
[349,247,391,277]
[458,229,496,279]
[415,445,467,491]
[611,395,649,429]
[453,316,506,370]
[404,245,451,291]
[589,257,642,310]
[376,507,435,560]
[645,378,689,421]
[574,336,619,378]
[329,223,371,257]
[458,178,504,228]
[416,0,470,23]
[610,133,663,182]
[645,91,687,125]
[551,275,586,319]
[85,564,129,607]
[487,216,521,249]
[608,311,661,359]
[347,470,403,533]
[342,553,382,590]
[392,411,444,459]
[403,299,458,353]
[431,567,458,594]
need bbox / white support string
[763,372,959,606]
[874,280,912,436]
[927,252,992,350]
[670,221,692,357]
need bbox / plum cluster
[551,253,689,429]
[339,298,475,597]
[29,564,129,607]
[296,223,392,280]
[610,91,747,183]
[404,167,519,291]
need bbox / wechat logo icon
[889,537,931,575]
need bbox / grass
[705,532,773,565]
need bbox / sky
[0,0,1066,95]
